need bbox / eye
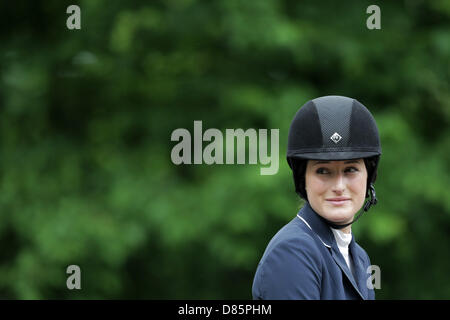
[316,168,330,174]
[345,166,359,173]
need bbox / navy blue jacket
[252,203,375,300]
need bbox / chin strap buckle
[363,184,378,212]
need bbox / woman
[252,95,381,300]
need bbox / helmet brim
[287,150,381,161]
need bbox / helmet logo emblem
[330,132,342,144]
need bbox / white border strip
[297,214,331,248]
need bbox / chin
[322,206,354,223]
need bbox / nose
[332,172,345,194]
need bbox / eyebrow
[313,160,360,165]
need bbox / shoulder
[252,217,324,299]
[258,218,324,270]
[264,218,321,258]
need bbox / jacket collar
[297,202,334,248]
[297,202,367,300]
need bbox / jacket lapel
[349,237,369,299]
[298,203,366,300]
[330,242,365,299]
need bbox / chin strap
[324,184,378,230]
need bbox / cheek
[349,175,367,197]
[306,176,328,195]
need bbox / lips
[326,198,351,206]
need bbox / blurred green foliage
[0,0,449,299]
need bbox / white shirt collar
[330,227,352,248]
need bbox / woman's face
[305,159,367,230]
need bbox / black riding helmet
[287,95,382,229]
